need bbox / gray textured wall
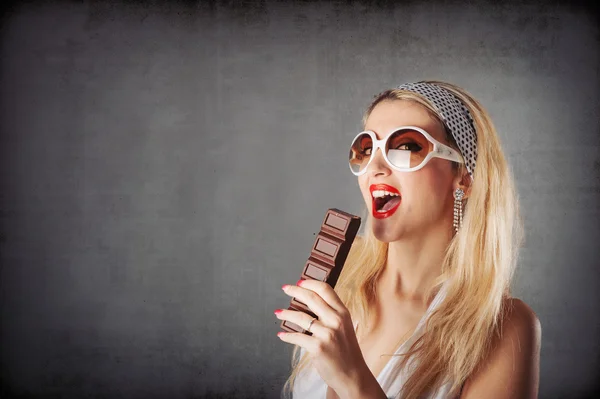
[1,1,598,398]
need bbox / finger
[274,308,325,337]
[277,331,318,351]
[297,279,347,314]
[282,283,337,322]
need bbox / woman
[274,81,541,399]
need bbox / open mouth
[370,184,402,217]
[374,193,401,213]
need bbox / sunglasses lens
[349,133,373,174]
[349,128,436,174]
[386,128,433,169]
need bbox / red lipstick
[369,184,402,219]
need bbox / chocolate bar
[281,208,361,335]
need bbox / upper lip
[369,183,401,197]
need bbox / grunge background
[1,1,598,398]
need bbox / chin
[370,223,405,243]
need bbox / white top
[292,282,460,399]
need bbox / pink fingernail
[277,332,286,338]
[282,284,290,290]
[296,279,304,287]
[274,309,283,315]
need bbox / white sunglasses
[348,125,465,176]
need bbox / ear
[453,166,473,198]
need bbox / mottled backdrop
[1,1,598,398]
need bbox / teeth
[372,190,400,198]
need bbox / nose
[366,146,392,177]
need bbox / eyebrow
[363,126,422,139]
[364,130,383,140]
[362,127,398,140]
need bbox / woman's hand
[274,279,376,397]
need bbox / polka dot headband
[396,82,478,179]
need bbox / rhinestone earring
[453,188,465,234]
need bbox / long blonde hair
[281,81,524,398]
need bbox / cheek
[404,168,452,205]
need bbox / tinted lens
[385,128,433,169]
[349,133,373,174]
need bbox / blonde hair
[281,81,524,398]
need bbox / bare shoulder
[460,297,542,399]
[502,297,542,342]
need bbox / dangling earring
[453,188,465,234]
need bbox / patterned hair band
[396,82,478,179]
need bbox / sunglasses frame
[349,125,465,176]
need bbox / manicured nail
[274,309,283,315]
[277,332,286,338]
[296,279,304,287]
[282,284,290,290]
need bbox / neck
[378,223,453,305]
